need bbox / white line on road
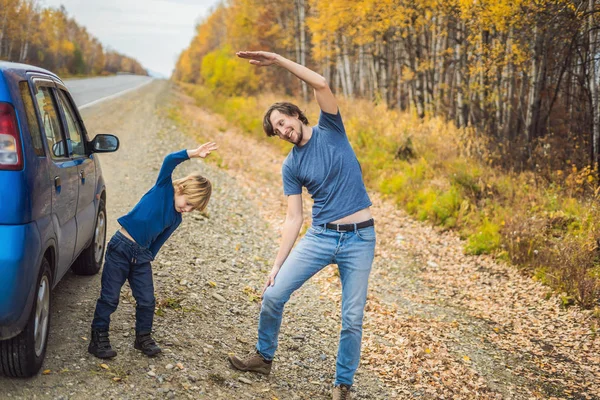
[78,78,154,110]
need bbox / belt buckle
[336,224,342,232]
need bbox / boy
[88,141,217,358]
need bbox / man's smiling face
[270,110,304,145]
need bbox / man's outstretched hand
[236,51,278,67]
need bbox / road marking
[78,78,154,110]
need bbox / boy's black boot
[134,332,161,356]
[88,329,117,359]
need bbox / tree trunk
[494,33,505,138]
[381,38,389,105]
[323,40,332,86]
[342,35,353,98]
[370,44,380,99]
[503,27,515,143]
[455,21,467,127]
[295,0,308,102]
[516,71,528,158]
[433,15,447,116]
[406,26,425,118]
[335,36,348,97]
[0,3,9,59]
[359,45,366,95]
[525,23,546,157]
[589,0,599,167]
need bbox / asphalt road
[65,74,154,109]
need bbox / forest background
[2,0,600,309]
[0,0,146,76]
[173,0,600,309]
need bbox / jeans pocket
[105,237,124,260]
[356,226,376,241]
[107,238,115,251]
[308,225,326,235]
[136,248,155,264]
[105,238,116,254]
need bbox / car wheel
[72,198,106,276]
[0,258,52,377]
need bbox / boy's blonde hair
[173,173,212,211]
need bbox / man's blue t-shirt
[117,150,189,258]
[281,111,372,226]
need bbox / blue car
[0,62,119,377]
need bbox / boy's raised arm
[155,150,190,186]
[156,142,218,186]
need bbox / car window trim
[55,84,90,144]
[52,87,77,159]
[29,77,70,161]
[18,80,47,158]
[31,77,56,91]
[29,74,91,158]
[55,89,87,159]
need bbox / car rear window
[19,81,44,156]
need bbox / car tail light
[0,102,23,170]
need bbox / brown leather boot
[228,350,272,375]
[332,384,352,400]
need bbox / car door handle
[54,176,61,192]
[80,170,85,179]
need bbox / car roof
[0,61,62,82]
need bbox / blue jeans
[91,230,155,334]
[257,224,375,386]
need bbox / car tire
[72,198,106,276]
[0,258,52,377]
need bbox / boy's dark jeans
[92,230,155,334]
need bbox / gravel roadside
[1,79,598,400]
[171,83,600,400]
[0,80,389,399]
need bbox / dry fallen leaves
[176,87,600,399]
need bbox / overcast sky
[42,0,220,78]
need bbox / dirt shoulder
[0,81,387,400]
[171,84,600,400]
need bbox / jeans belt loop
[353,222,357,232]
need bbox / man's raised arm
[236,51,338,114]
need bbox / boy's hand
[189,142,218,158]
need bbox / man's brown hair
[263,102,309,137]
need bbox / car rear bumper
[0,223,41,339]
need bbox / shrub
[465,218,502,255]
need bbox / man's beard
[293,123,304,145]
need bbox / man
[229,51,375,400]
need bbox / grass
[175,81,600,309]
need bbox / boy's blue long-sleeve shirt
[117,149,189,258]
